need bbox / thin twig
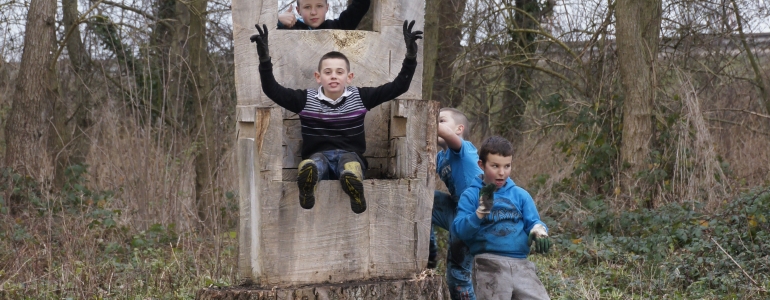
[711,237,768,293]
[705,108,770,120]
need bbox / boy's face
[315,58,354,97]
[296,0,328,28]
[438,111,462,147]
[478,153,512,189]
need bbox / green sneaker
[340,161,366,214]
[297,159,318,209]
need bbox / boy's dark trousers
[298,150,367,213]
[430,191,476,300]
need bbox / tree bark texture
[422,0,439,102]
[4,0,58,180]
[432,0,466,108]
[615,0,661,193]
[196,275,448,300]
[52,0,96,188]
[729,0,770,114]
[500,0,545,142]
[187,0,217,225]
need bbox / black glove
[250,24,270,63]
[403,20,423,60]
[477,183,497,217]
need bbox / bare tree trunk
[432,0,466,108]
[153,0,187,121]
[730,0,770,114]
[4,0,58,181]
[187,0,216,225]
[422,0,439,101]
[500,0,550,143]
[615,0,661,200]
[51,0,96,188]
[422,0,466,107]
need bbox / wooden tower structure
[199,0,444,298]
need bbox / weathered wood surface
[388,99,438,180]
[196,274,448,300]
[251,179,432,286]
[232,0,435,289]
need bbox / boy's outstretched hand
[528,224,551,254]
[476,183,497,218]
[250,24,270,62]
[403,20,423,59]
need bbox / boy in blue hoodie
[429,108,483,300]
[452,136,552,300]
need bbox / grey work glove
[250,24,270,63]
[528,224,551,254]
[476,183,497,217]
[403,20,423,59]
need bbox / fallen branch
[705,108,770,120]
[711,237,768,293]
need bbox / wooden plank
[387,100,438,180]
[253,179,431,287]
[231,0,275,106]
[256,107,283,181]
[237,138,261,279]
[405,100,439,182]
[368,179,427,277]
[236,105,256,122]
[379,0,426,29]
[364,104,391,158]
[258,180,371,286]
[282,119,302,168]
[388,137,407,178]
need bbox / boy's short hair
[479,136,513,163]
[318,51,350,72]
[297,0,328,5]
[440,107,469,138]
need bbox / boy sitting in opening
[250,21,423,214]
[278,0,370,30]
[429,108,483,300]
[452,136,552,300]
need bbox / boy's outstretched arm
[519,190,551,253]
[333,0,371,30]
[437,123,463,152]
[358,20,422,110]
[250,24,306,114]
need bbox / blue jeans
[306,150,366,180]
[431,191,475,300]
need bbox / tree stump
[196,273,448,300]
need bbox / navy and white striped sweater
[259,58,417,161]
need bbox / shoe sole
[297,164,318,209]
[340,172,366,214]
